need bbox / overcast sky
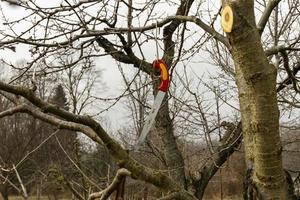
[0,0,298,135]
[0,0,228,132]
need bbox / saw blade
[135,91,165,150]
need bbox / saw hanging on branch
[135,59,170,150]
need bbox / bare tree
[0,0,299,199]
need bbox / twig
[88,168,131,200]
[13,164,28,199]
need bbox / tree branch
[95,36,154,75]
[13,165,28,200]
[101,15,230,50]
[162,0,195,64]
[257,0,282,34]
[193,122,242,199]
[277,61,300,92]
[88,168,130,200]
[279,51,299,92]
[265,45,300,56]
[0,105,27,118]
[0,81,193,195]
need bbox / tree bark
[193,122,242,199]
[236,65,254,167]
[222,0,289,199]
[155,93,187,188]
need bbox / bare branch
[15,130,60,168]
[0,173,22,194]
[95,36,154,75]
[1,0,21,6]
[277,61,300,92]
[265,45,300,56]
[162,0,195,64]
[101,15,230,49]
[13,164,28,199]
[0,105,27,118]
[257,0,282,34]
[279,51,299,92]
[0,91,18,104]
[55,136,101,190]
[0,81,189,194]
[88,168,131,200]
[0,32,108,48]
[193,122,242,199]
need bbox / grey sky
[0,0,298,136]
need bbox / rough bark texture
[155,93,187,188]
[236,66,254,167]
[244,169,297,200]
[157,0,194,188]
[150,0,195,188]
[222,0,289,199]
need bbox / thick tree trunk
[155,93,187,188]
[236,66,254,167]
[222,0,289,199]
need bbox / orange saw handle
[152,59,169,92]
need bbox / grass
[204,195,241,200]
[9,196,70,200]
[9,195,242,200]
[10,197,48,200]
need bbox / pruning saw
[135,59,170,150]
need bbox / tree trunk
[155,93,187,188]
[222,0,289,199]
[236,65,254,167]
